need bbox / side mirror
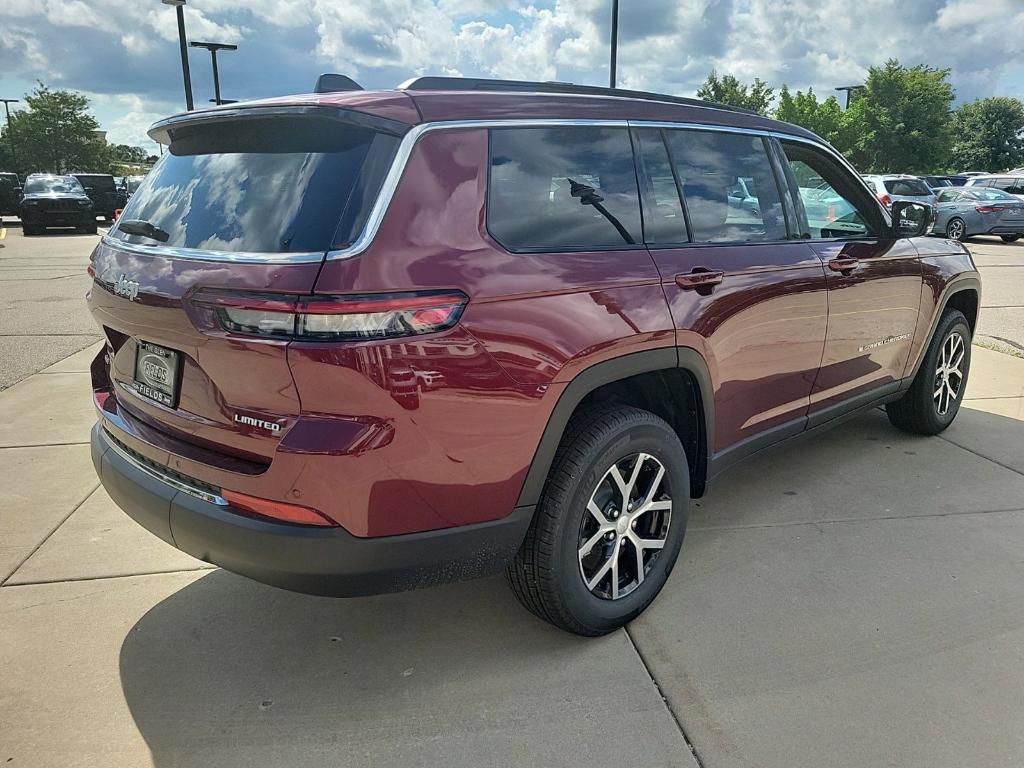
[84,186,94,194]
[891,200,933,238]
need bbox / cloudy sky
[1,0,1022,152]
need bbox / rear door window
[109,115,398,254]
[662,128,787,243]
[487,126,642,251]
[883,178,931,196]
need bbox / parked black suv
[0,172,20,216]
[20,174,97,235]
[71,173,126,220]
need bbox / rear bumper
[92,422,532,596]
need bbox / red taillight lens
[975,205,1000,214]
[878,193,893,208]
[222,489,337,527]
[191,290,468,341]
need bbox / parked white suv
[861,174,936,211]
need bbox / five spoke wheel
[578,452,671,600]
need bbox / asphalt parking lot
[2,225,1023,767]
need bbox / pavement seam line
[0,481,100,587]
[0,441,92,450]
[623,626,707,768]
[689,506,1024,532]
[3,565,218,588]
[937,435,1024,477]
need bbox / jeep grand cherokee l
[87,77,980,636]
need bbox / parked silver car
[964,174,1024,202]
[931,187,1024,242]
[861,174,936,211]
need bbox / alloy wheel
[578,452,672,600]
[946,219,964,241]
[934,331,965,416]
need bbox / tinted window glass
[488,127,641,251]
[74,175,116,192]
[110,117,394,254]
[965,188,1017,201]
[664,129,786,243]
[883,178,931,196]
[780,141,882,239]
[633,128,686,243]
[991,177,1014,191]
[936,189,959,202]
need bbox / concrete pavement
[3,341,1023,766]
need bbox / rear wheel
[886,309,971,435]
[945,217,966,241]
[506,406,688,636]
[1000,234,1021,243]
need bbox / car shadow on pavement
[118,570,628,766]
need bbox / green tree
[696,70,774,116]
[949,97,1024,172]
[842,59,955,173]
[774,85,852,152]
[6,83,111,175]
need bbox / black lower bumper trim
[92,423,533,597]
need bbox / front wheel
[886,309,971,435]
[506,406,689,636]
[945,217,966,241]
[1000,234,1021,243]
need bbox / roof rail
[314,74,363,94]
[396,76,756,115]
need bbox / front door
[776,139,923,420]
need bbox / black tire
[1000,234,1021,243]
[506,405,689,636]
[886,309,971,435]
[945,217,966,241]
[85,224,98,235]
[22,224,38,236]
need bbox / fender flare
[513,347,715,509]
[905,275,981,384]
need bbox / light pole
[1,98,17,168]
[189,41,237,105]
[162,0,194,111]
[609,0,619,88]
[835,84,865,109]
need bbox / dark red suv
[88,77,980,635]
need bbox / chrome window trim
[104,116,853,265]
[103,429,229,506]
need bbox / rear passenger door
[776,139,923,421]
[632,126,829,456]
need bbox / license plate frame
[132,340,182,409]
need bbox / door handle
[676,269,725,290]
[828,257,859,273]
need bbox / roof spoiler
[314,74,363,94]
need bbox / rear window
[883,178,931,196]
[109,116,399,254]
[75,175,115,192]
[487,126,642,251]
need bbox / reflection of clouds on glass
[109,140,367,255]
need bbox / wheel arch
[514,347,715,509]
[907,276,981,382]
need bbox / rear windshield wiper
[118,219,170,243]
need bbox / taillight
[878,193,893,208]
[191,290,468,341]
[975,205,1000,214]
[223,489,337,527]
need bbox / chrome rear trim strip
[103,430,229,506]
